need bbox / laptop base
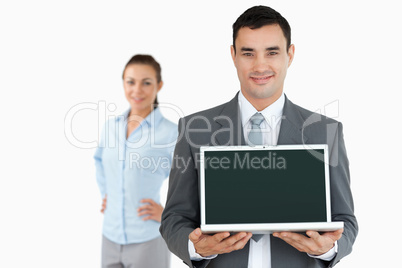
[201,221,344,234]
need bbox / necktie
[248,113,265,146]
[248,113,265,242]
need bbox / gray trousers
[102,235,171,268]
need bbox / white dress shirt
[189,91,337,267]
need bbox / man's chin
[247,88,278,100]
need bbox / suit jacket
[160,93,358,268]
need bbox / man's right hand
[189,228,252,257]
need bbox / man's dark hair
[232,5,291,52]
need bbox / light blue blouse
[94,107,178,244]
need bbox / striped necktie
[248,112,265,146]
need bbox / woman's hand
[100,195,107,213]
[137,198,163,222]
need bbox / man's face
[231,24,294,110]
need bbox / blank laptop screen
[203,148,327,224]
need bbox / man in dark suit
[160,5,358,268]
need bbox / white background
[1,0,401,267]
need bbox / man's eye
[243,53,253,57]
[268,52,278,56]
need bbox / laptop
[199,144,343,234]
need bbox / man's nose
[253,55,268,73]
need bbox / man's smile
[250,75,273,85]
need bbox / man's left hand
[273,228,343,256]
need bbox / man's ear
[287,44,295,67]
[230,45,236,64]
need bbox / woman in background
[94,54,177,267]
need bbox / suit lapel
[277,96,309,145]
[213,93,246,146]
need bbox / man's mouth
[250,75,273,84]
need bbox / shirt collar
[238,90,285,127]
[119,107,163,127]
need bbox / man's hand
[273,228,343,256]
[137,198,164,222]
[100,195,107,213]
[189,228,252,257]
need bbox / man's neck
[240,89,283,111]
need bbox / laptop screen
[201,145,330,225]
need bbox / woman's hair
[122,54,162,105]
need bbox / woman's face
[123,64,162,117]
